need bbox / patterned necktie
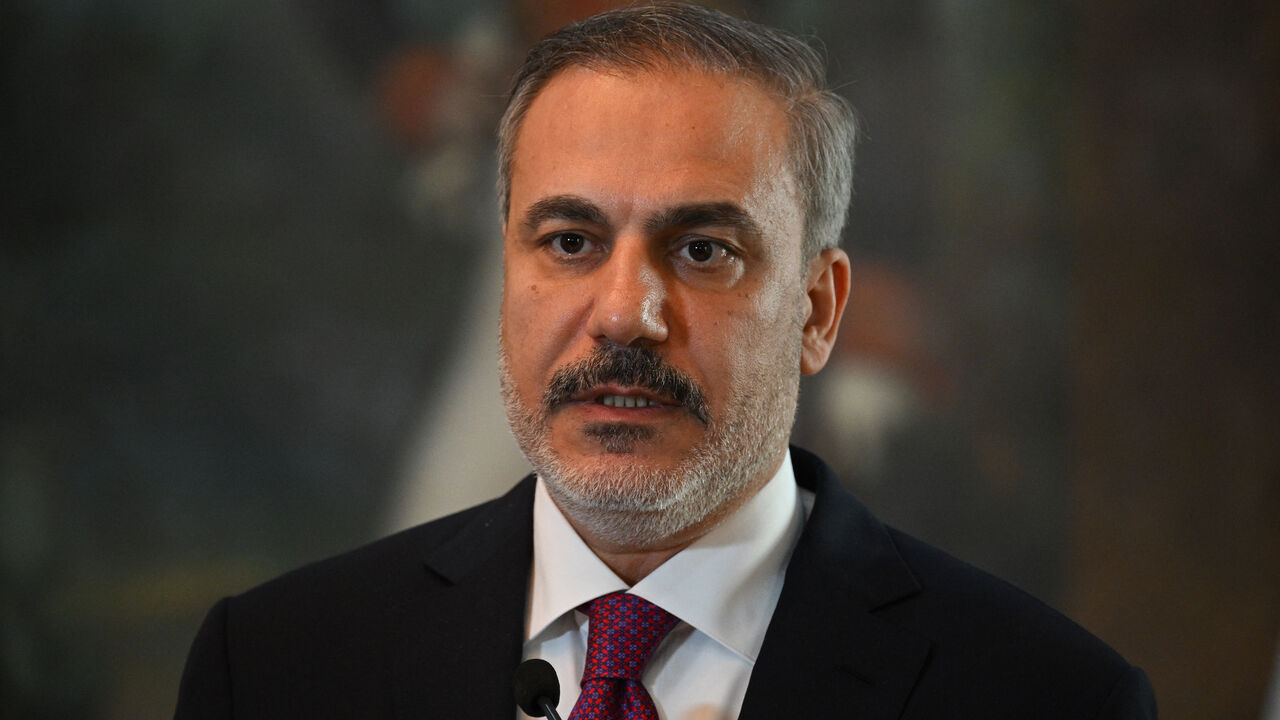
[569,592,679,720]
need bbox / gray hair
[496,2,857,258]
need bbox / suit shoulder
[232,476,534,612]
[882,527,1152,715]
[886,527,1123,659]
[178,479,536,716]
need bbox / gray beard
[498,345,799,550]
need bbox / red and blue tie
[569,592,679,720]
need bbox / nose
[586,240,669,347]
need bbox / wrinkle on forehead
[509,65,802,246]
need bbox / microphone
[514,658,564,720]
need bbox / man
[176,4,1157,718]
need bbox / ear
[800,248,851,375]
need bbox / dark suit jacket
[175,446,1156,718]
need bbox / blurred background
[3,0,1277,717]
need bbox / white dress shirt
[521,450,813,720]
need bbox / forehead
[508,65,799,230]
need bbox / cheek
[732,287,806,368]
[723,281,802,338]
[689,291,798,388]
[749,272,803,326]
[502,280,579,381]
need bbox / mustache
[543,345,710,425]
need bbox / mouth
[573,386,675,410]
[541,344,711,425]
[598,394,659,408]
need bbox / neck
[589,543,688,586]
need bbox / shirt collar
[526,450,806,662]
[526,480,628,643]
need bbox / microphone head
[513,658,561,717]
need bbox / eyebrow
[521,195,764,240]
[522,195,608,230]
[643,202,763,240]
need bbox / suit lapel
[389,476,536,719]
[739,448,930,719]
[382,451,929,718]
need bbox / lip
[555,384,682,420]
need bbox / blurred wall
[1067,1,1280,716]
[2,0,1276,717]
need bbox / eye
[548,232,592,256]
[685,240,715,262]
[677,238,733,265]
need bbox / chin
[499,346,800,548]
[543,447,698,512]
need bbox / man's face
[499,66,815,548]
